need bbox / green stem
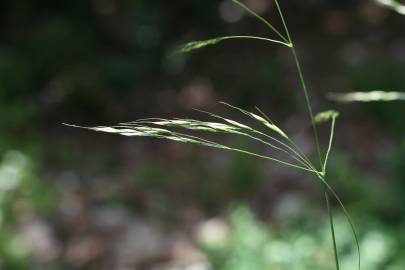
[168,130,317,173]
[325,190,340,270]
[323,117,337,174]
[243,132,316,171]
[252,130,317,171]
[273,2,341,270]
[232,0,290,44]
[273,0,322,168]
[290,47,323,166]
[219,35,292,47]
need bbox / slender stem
[220,35,292,48]
[273,2,342,270]
[287,138,316,171]
[243,132,317,171]
[232,0,290,44]
[323,117,336,174]
[319,174,361,270]
[252,130,317,170]
[322,117,340,269]
[290,47,323,167]
[227,147,317,173]
[325,190,340,270]
[167,130,316,173]
[194,107,316,171]
[254,107,318,171]
[274,0,322,168]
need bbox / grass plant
[66,1,361,269]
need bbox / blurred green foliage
[201,206,405,270]
[0,151,56,269]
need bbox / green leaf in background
[328,91,405,103]
[375,0,405,15]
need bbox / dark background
[1,0,404,269]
